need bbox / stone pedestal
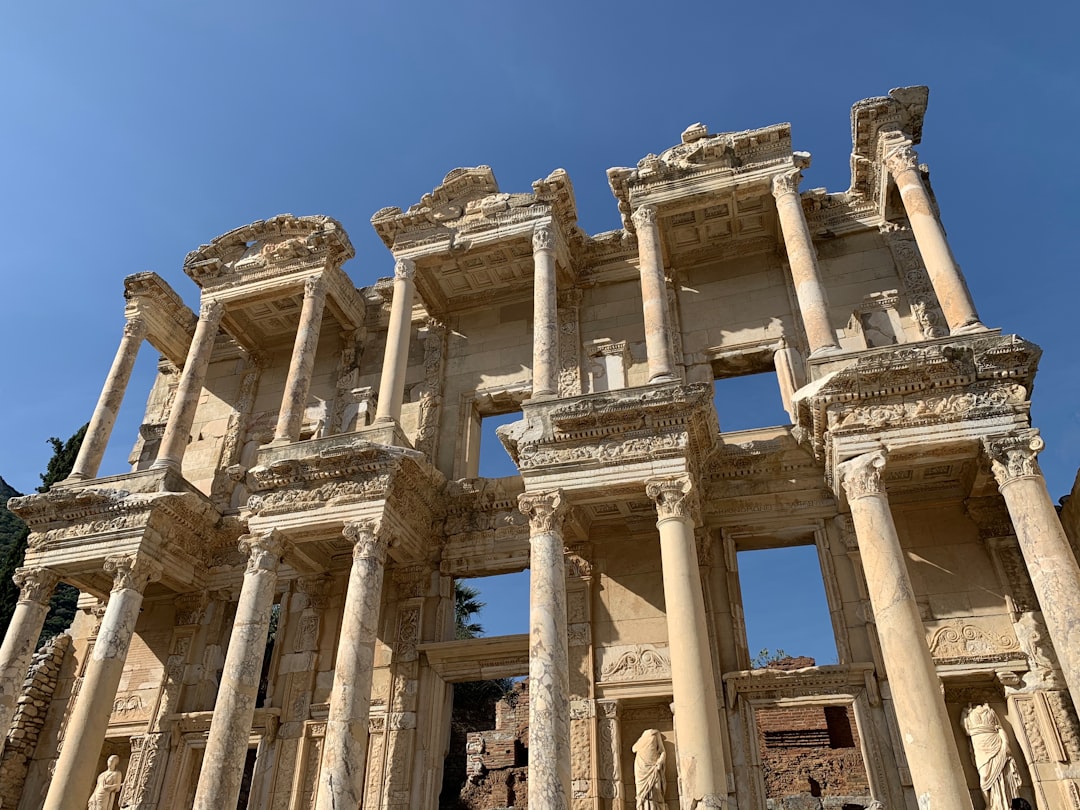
[68,316,148,481]
[884,144,983,334]
[646,476,728,808]
[275,277,328,442]
[838,450,973,810]
[315,520,390,810]
[632,206,677,384]
[153,300,225,470]
[375,259,416,424]
[986,431,1080,713]
[42,554,161,810]
[531,224,559,398]
[0,567,59,749]
[519,490,571,810]
[193,531,286,810]
[771,169,840,356]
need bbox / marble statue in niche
[632,728,667,810]
[961,703,1022,810]
[87,755,123,810]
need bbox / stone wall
[461,682,529,810]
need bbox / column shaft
[772,171,840,356]
[375,259,416,423]
[646,477,727,807]
[153,300,224,470]
[315,521,389,810]
[632,206,677,383]
[43,554,161,810]
[0,568,59,748]
[68,317,148,481]
[275,277,328,442]
[531,224,559,398]
[193,532,285,810]
[839,451,972,810]
[884,145,982,334]
[519,491,571,810]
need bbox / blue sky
[1,2,1077,660]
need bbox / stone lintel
[419,634,530,683]
[123,271,198,368]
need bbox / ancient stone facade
[3,85,1080,810]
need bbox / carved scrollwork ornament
[123,316,149,340]
[198,299,225,322]
[631,205,657,230]
[532,223,555,254]
[394,257,416,281]
[343,519,389,564]
[237,530,287,574]
[884,144,920,176]
[518,490,568,535]
[645,475,699,522]
[104,553,163,593]
[770,169,802,199]
[985,431,1045,486]
[12,566,59,605]
[839,449,888,501]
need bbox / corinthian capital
[123,316,149,340]
[199,299,225,322]
[104,553,163,593]
[770,169,802,199]
[884,145,920,177]
[985,430,1044,486]
[303,275,326,299]
[394,257,416,281]
[645,475,699,522]
[532,223,555,254]
[238,530,288,575]
[343,519,390,564]
[631,206,657,230]
[518,490,568,535]
[12,566,59,606]
[838,450,888,501]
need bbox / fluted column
[0,567,59,749]
[153,300,225,470]
[632,206,677,383]
[43,553,161,810]
[645,476,727,808]
[771,169,840,356]
[518,490,571,810]
[275,276,328,442]
[68,316,148,481]
[838,450,973,810]
[315,520,390,810]
[531,223,559,398]
[883,144,983,334]
[985,430,1080,712]
[193,531,287,810]
[375,259,416,423]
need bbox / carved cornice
[104,553,163,593]
[847,85,927,206]
[343,520,389,564]
[984,430,1044,487]
[645,475,699,522]
[839,450,888,501]
[238,530,287,574]
[13,567,60,605]
[518,490,568,535]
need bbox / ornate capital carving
[631,205,657,230]
[104,553,162,593]
[645,475,699,522]
[839,450,888,501]
[303,275,325,299]
[394,257,416,281]
[238,530,287,574]
[985,430,1044,486]
[770,169,802,199]
[532,223,555,254]
[518,490,568,535]
[12,566,59,605]
[343,519,389,564]
[198,299,225,322]
[884,144,920,177]
[123,316,149,340]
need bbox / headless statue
[632,728,667,810]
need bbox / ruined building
[3,86,1080,810]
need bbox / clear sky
[1,1,1077,660]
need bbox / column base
[62,472,90,483]
[527,390,557,402]
[648,373,678,384]
[950,321,989,335]
[808,344,844,359]
[149,457,181,472]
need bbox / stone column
[274,276,328,442]
[883,144,984,334]
[67,316,148,481]
[771,170,841,356]
[632,206,677,384]
[837,450,973,810]
[315,520,390,810]
[985,431,1080,713]
[645,476,727,808]
[193,531,287,810]
[0,567,59,746]
[518,490,571,810]
[531,223,559,398]
[153,300,225,470]
[43,553,162,810]
[375,259,416,424]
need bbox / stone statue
[961,703,1022,810]
[86,755,123,810]
[632,728,666,810]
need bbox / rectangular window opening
[455,572,530,639]
[712,370,789,434]
[475,410,523,479]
